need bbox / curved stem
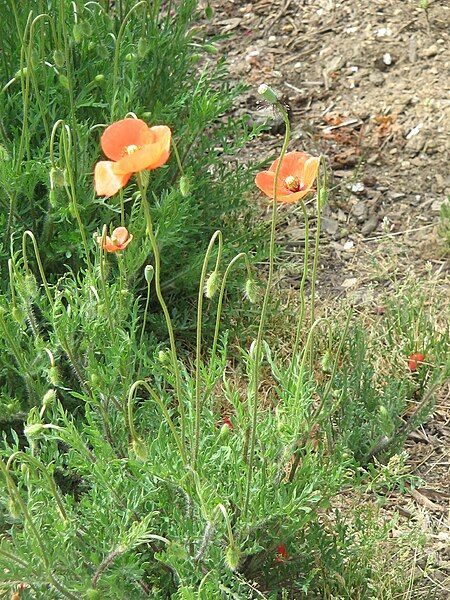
[291,201,309,360]
[136,173,187,458]
[99,225,116,340]
[193,230,222,468]
[22,230,54,306]
[309,158,324,369]
[243,106,291,519]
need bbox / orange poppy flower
[94,118,171,198]
[255,151,320,203]
[98,226,133,253]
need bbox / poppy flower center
[125,144,139,155]
[284,175,304,192]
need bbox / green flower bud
[73,23,83,44]
[23,273,38,299]
[179,175,191,197]
[59,74,70,90]
[144,265,154,284]
[379,405,389,418]
[80,20,92,37]
[320,350,332,374]
[85,590,100,600]
[137,37,148,58]
[53,49,65,68]
[8,496,21,519]
[50,166,66,188]
[124,52,136,62]
[204,271,220,299]
[141,111,152,120]
[24,423,45,438]
[258,83,278,104]
[131,438,148,461]
[21,463,30,477]
[94,74,105,83]
[43,389,56,407]
[244,279,257,303]
[225,544,240,571]
[48,366,59,386]
[219,423,231,441]
[90,373,100,386]
[158,350,171,365]
[14,67,28,79]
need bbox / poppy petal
[144,125,171,170]
[303,157,320,189]
[101,119,150,161]
[255,170,290,199]
[269,151,309,178]
[94,161,131,197]
[112,226,129,245]
[277,189,311,203]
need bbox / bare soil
[206,0,449,596]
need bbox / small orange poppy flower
[408,352,425,372]
[94,118,171,198]
[255,151,320,203]
[98,226,133,253]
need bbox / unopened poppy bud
[6,403,16,414]
[244,279,257,303]
[204,271,220,299]
[24,423,45,438]
[53,49,65,68]
[8,497,21,519]
[144,265,154,284]
[137,37,148,58]
[50,167,66,188]
[20,463,29,476]
[258,84,278,104]
[179,175,191,197]
[320,351,332,374]
[80,20,92,37]
[43,389,56,407]
[48,366,59,386]
[379,405,388,418]
[141,111,152,120]
[205,2,214,18]
[73,23,83,43]
[219,423,231,440]
[85,589,100,600]
[203,44,218,54]
[94,74,105,83]
[23,274,38,299]
[225,544,240,571]
[59,74,70,90]
[90,373,100,386]
[125,52,136,62]
[158,350,170,365]
[131,438,148,461]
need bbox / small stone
[341,277,358,289]
[422,45,438,58]
[352,202,368,223]
[361,216,378,236]
[383,52,392,65]
[321,217,339,236]
[351,182,365,194]
[369,71,384,86]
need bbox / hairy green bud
[48,366,59,386]
[141,111,152,120]
[8,496,21,519]
[50,166,66,188]
[179,175,191,197]
[85,590,100,600]
[320,350,332,374]
[14,67,28,79]
[258,83,278,104]
[59,74,70,91]
[23,273,38,299]
[124,52,136,62]
[94,74,105,83]
[204,271,220,299]
[158,350,171,365]
[43,389,56,407]
[225,544,240,571]
[24,423,45,438]
[131,438,148,462]
[72,23,83,44]
[144,264,154,284]
[244,279,257,303]
[137,37,148,58]
[80,20,92,37]
[53,49,65,68]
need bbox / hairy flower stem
[0,461,78,600]
[22,230,54,306]
[99,226,116,340]
[291,201,310,360]
[193,230,222,468]
[136,172,186,456]
[243,104,291,519]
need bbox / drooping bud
[14,67,28,79]
[225,544,240,571]
[158,350,171,365]
[131,438,148,462]
[80,20,92,37]
[244,279,257,303]
[320,350,332,374]
[258,84,278,104]
[59,74,70,91]
[137,37,148,59]
[94,74,105,84]
[72,23,83,44]
[53,49,65,68]
[85,589,100,600]
[23,273,38,300]
[8,496,21,519]
[24,423,45,438]
[204,271,220,299]
[50,166,66,189]
[179,175,191,197]
[48,366,59,386]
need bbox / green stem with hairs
[193,230,222,468]
[136,173,186,457]
[243,103,291,519]
[22,230,54,306]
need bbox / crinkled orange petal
[302,157,320,189]
[112,226,129,245]
[94,161,131,198]
[269,151,309,179]
[113,126,172,175]
[101,119,150,161]
[255,170,291,199]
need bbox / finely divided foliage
[0,2,448,599]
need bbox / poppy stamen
[284,175,304,192]
[125,144,139,155]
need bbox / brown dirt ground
[206,0,449,596]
